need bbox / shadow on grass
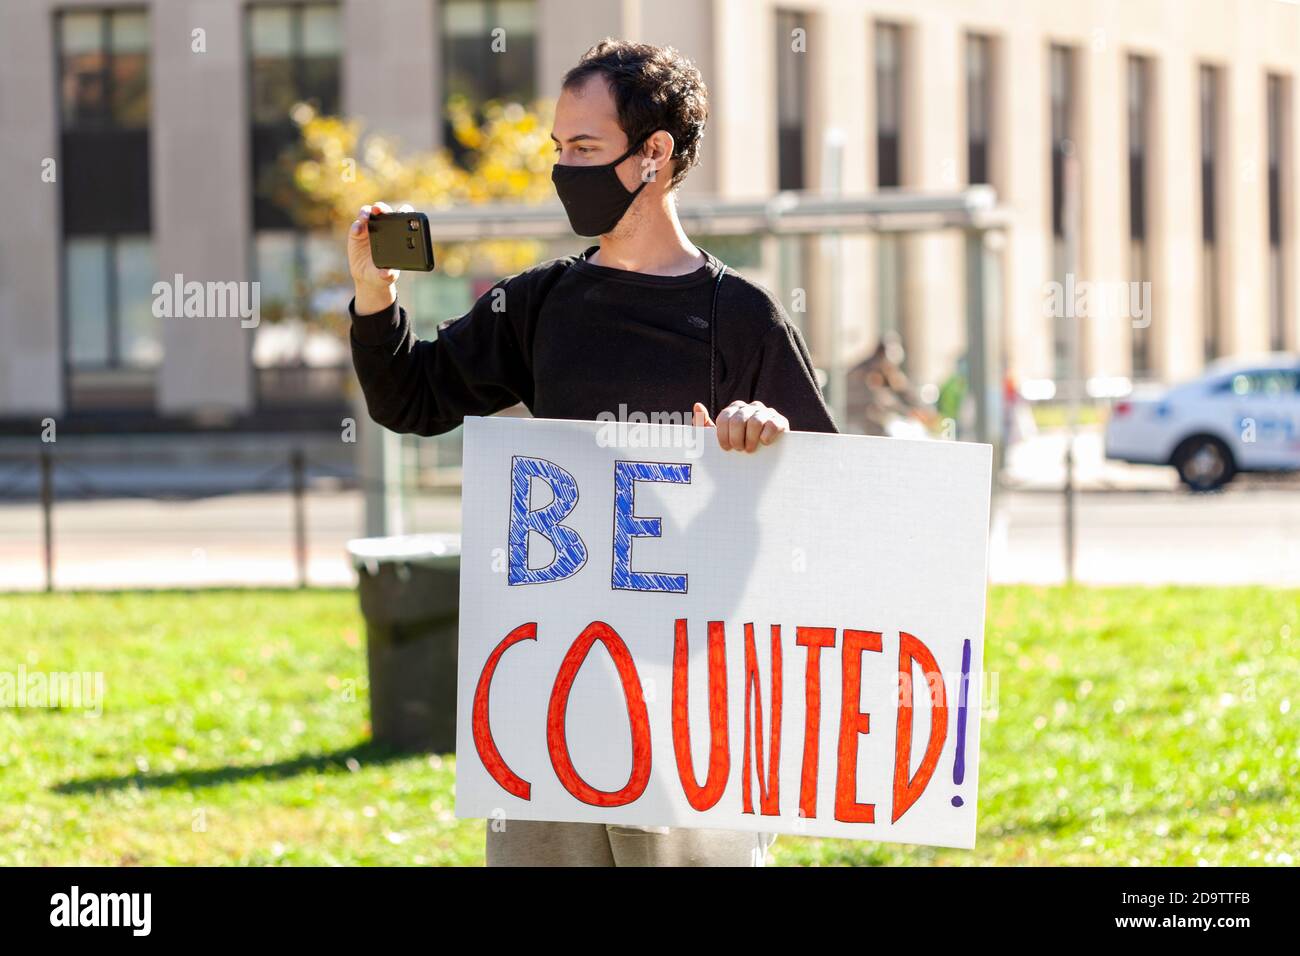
[51,740,433,795]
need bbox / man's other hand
[693,400,790,453]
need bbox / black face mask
[551,138,650,237]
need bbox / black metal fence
[0,448,366,592]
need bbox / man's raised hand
[347,201,414,315]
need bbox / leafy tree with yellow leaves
[268,95,556,288]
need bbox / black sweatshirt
[349,247,837,437]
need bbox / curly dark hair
[563,39,709,189]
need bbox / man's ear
[638,130,676,184]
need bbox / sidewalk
[0,489,461,591]
[1001,427,1179,492]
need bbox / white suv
[1104,354,1300,491]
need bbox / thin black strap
[709,264,727,418]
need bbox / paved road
[991,483,1300,586]
[2,478,1298,590]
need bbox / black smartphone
[367,211,435,272]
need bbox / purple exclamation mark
[951,638,972,808]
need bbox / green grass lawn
[1,587,1295,866]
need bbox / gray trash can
[346,533,462,753]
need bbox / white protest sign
[454,415,991,848]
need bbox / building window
[1267,74,1290,353]
[58,7,151,232]
[1049,44,1076,383]
[441,0,537,157]
[1050,46,1074,242]
[65,236,160,370]
[966,34,992,186]
[875,22,902,189]
[249,3,341,229]
[58,8,156,409]
[1128,55,1153,379]
[443,0,536,103]
[875,22,905,353]
[248,4,347,410]
[1200,65,1223,361]
[772,11,813,362]
[775,9,809,191]
[251,231,349,409]
[60,8,149,129]
[443,0,536,104]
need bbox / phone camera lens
[407,219,419,230]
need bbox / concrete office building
[1,0,1297,433]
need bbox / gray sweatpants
[486,820,774,867]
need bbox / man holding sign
[453,416,989,861]
[349,40,990,867]
[348,40,839,865]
